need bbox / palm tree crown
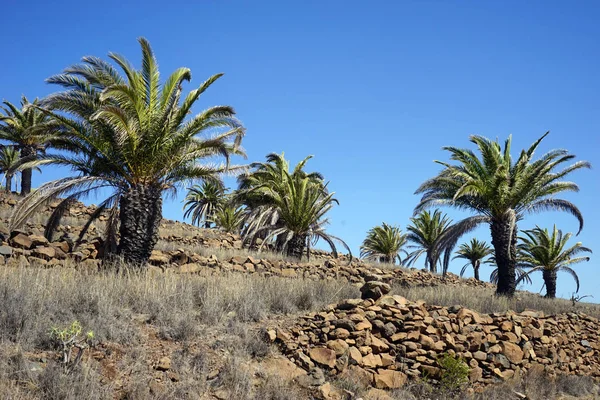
[0,96,57,195]
[183,181,226,228]
[0,146,21,193]
[404,209,452,273]
[516,225,592,298]
[242,162,349,260]
[453,238,493,281]
[10,38,245,265]
[415,133,590,296]
[360,223,408,264]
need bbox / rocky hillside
[1,193,599,399]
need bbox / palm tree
[237,152,325,251]
[415,133,590,296]
[237,152,325,207]
[453,238,493,281]
[183,181,226,228]
[9,38,245,265]
[516,225,592,298]
[0,96,56,195]
[243,170,349,260]
[404,209,452,273]
[360,223,408,264]
[0,146,21,193]
[211,201,246,234]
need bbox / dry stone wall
[269,292,600,391]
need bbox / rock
[363,388,395,400]
[362,353,382,368]
[10,233,33,249]
[348,347,363,365]
[501,341,524,364]
[473,351,487,361]
[331,328,350,339]
[32,246,55,260]
[370,335,389,353]
[0,245,12,257]
[373,370,407,389]
[360,281,391,300]
[149,250,170,266]
[309,347,336,368]
[261,357,306,380]
[156,357,171,371]
[327,339,349,356]
[29,235,49,247]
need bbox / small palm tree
[238,153,326,251]
[415,133,590,296]
[0,96,57,195]
[211,201,246,234]
[0,146,21,193]
[360,223,408,264]
[243,171,349,260]
[516,225,592,298]
[183,181,226,228]
[453,238,493,281]
[10,38,245,265]
[404,210,452,273]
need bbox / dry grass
[392,283,600,318]
[0,266,358,350]
[0,265,359,399]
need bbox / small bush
[438,353,469,392]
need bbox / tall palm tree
[0,96,56,195]
[0,146,21,193]
[9,38,245,265]
[243,170,349,260]
[183,181,226,228]
[404,209,452,273]
[360,223,408,264]
[415,133,590,296]
[516,225,592,298]
[453,238,493,281]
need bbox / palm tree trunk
[490,213,517,296]
[428,254,436,274]
[19,146,35,196]
[543,269,557,298]
[117,184,163,266]
[286,234,307,259]
[5,174,12,193]
[473,260,480,281]
[381,255,392,264]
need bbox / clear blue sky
[2,1,599,299]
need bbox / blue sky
[2,1,599,299]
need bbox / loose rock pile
[270,281,600,391]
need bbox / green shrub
[438,353,469,391]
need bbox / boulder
[373,370,407,389]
